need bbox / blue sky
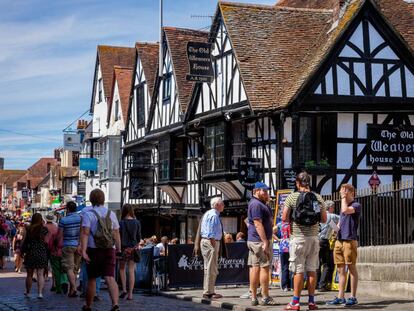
[0,0,275,170]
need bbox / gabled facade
[83,45,135,210]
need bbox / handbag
[124,221,140,263]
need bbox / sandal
[110,305,120,311]
[119,291,127,299]
[68,291,78,298]
[261,296,277,306]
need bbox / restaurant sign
[367,124,414,166]
[186,42,214,83]
[238,158,263,190]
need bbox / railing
[323,180,414,247]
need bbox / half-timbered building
[122,42,159,234]
[183,0,414,232]
[81,45,135,210]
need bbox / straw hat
[45,214,56,223]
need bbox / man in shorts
[327,184,361,306]
[247,182,276,306]
[282,172,327,310]
[81,189,121,311]
[58,201,81,297]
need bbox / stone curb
[158,291,261,311]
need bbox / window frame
[204,122,226,173]
[114,99,119,122]
[158,138,170,181]
[162,73,172,104]
[98,78,103,103]
[136,83,145,126]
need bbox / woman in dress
[12,224,25,273]
[118,204,141,300]
[21,213,49,299]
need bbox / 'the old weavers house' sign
[367,124,414,166]
[186,41,214,83]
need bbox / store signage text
[367,125,414,166]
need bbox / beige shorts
[334,240,358,265]
[247,240,272,268]
[62,246,81,273]
[289,236,319,274]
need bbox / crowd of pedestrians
[0,171,362,310]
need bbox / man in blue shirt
[58,201,82,297]
[327,184,361,307]
[200,197,224,299]
[247,182,276,306]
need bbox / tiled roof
[90,45,135,113]
[219,0,414,110]
[277,0,337,9]
[13,158,58,190]
[220,1,333,110]
[0,170,27,188]
[136,42,159,98]
[164,27,209,112]
[108,66,134,124]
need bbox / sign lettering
[186,41,214,83]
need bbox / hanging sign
[79,158,98,171]
[367,124,414,166]
[282,169,297,190]
[186,42,214,83]
[129,168,154,200]
[237,158,263,190]
[63,133,81,151]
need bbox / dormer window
[162,73,172,104]
[98,78,103,103]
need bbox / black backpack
[291,191,321,226]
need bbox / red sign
[368,171,381,188]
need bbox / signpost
[186,42,214,83]
[237,158,263,190]
[368,171,381,189]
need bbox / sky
[0,0,275,170]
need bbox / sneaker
[308,302,318,310]
[37,294,43,299]
[345,297,358,306]
[284,302,300,310]
[282,287,289,292]
[261,297,277,306]
[326,297,346,305]
[240,291,251,299]
[251,298,259,306]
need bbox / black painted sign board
[238,158,263,190]
[129,167,154,199]
[367,124,414,166]
[186,41,214,83]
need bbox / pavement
[1,258,413,311]
[160,285,414,311]
[0,259,216,311]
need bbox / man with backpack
[80,189,121,311]
[282,172,327,311]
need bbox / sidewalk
[159,286,414,311]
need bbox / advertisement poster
[270,189,293,286]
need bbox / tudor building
[122,0,414,239]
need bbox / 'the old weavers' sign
[186,42,214,83]
[367,124,414,166]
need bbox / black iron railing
[323,181,414,247]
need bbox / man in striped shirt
[58,201,82,297]
[282,172,327,311]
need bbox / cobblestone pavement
[0,261,217,311]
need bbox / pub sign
[129,168,154,199]
[237,158,263,190]
[367,124,414,166]
[186,41,214,83]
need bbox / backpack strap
[90,209,105,236]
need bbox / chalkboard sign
[273,189,294,223]
[186,41,214,83]
[237,158,263,190]
[367,124,414,166]
[282,169,297,190]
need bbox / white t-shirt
[156,242,165,254]
[82,206,120,248]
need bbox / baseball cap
[253,181,270,190]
